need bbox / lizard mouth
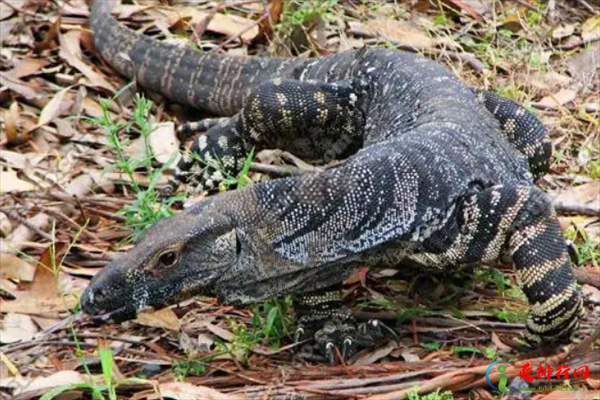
[87,304,138,323]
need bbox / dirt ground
[0,1,599,399]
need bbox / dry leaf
[7,58,47,79]
[148,122,180,164]
[581,14,600,41]
[0,71,44,101]
[552,24,575,40]
[180,8,259,41]
[36,87,72,130]
[538,88,577,107]
[153,382,242,400]
[0,170,35,193]
[355,19,435,48]
[554,181,600,204]
[59,30,115,91]
[0,212,11,238]
[136,307,182,331]
[0,253,36,281]
[0,313,38,344]
[34,16,61,52]
[567,43,600,89]
[3,101,20,144]
[1,370,89,395]
[353,340,396,365]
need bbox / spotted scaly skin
[82,1,584,357]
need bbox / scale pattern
[81,1,584,351]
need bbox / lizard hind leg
[474,89,551,178]
[449,184,584,344]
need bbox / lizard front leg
[293,287,397,363]
[163,77,366,195]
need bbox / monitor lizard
[81,0,584,361]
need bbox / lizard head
[80,200,240,323]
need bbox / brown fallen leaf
[171,7,260,42]
[538,88,577,107]
[1,370,89,396]
[0,313,38,344]
[351,19,436,49]
[34,16,61,52]
[149,122,180,165]
[0,253,36,281]
[152,382,242,400]
[59,30,115,91]
[0,170,35,193]
[7,57,47,79]
[567,43,600,89]
[3,101,21,144]
[581,14,600,42]
[136,307,182,331]
[353,340,397,365]
[35,86,73,130]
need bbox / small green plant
[280,0,337,30]
[214,298,292,361]
[490,305,528,323]
[171,350,224,380]
[276,0,337,41]
[397,306,428,324]
[564,224,600,266]
[407,388,454,400]
[422,342,442,351]
[84,92,184,242]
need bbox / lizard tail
[90,1,290,116]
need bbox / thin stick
[0,206,53,241]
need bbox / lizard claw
[341,336,355,360]
[324,341,337,364]
[294,325,307,343]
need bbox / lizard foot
[300,319,398,364]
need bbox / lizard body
[82,1,583,357]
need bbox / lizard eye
[159,250,178,267]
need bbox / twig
[0,206,53,241]
[575,0,597,14]
[552,199,600,216]
[508,0,542,14]
[530,101,599,114]
[546,0,557,24]
[573,268,600,288]
[250,162,309,177]
[549,36,600,51]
